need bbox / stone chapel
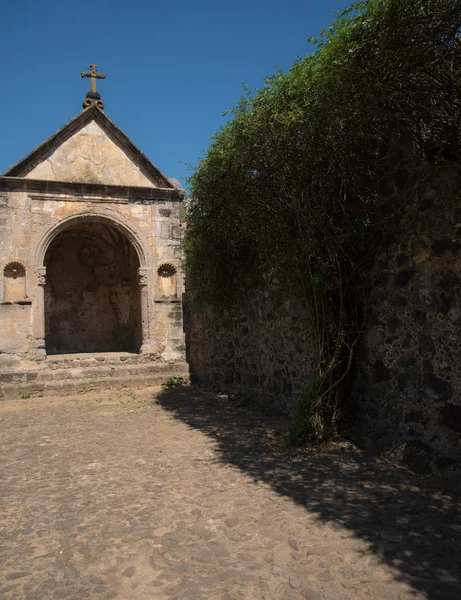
[0,65,187,397]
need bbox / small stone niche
[157,263,177,299]
[4,262,26,302]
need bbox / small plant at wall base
[162,375,184,389]
[186,0,461,445]
[290,378,325,446]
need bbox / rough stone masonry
[187,154,461,479]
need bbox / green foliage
[290,378,325,446]
[163,375,185,389]
[186,0,461,444]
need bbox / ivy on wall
[186,0,461,444]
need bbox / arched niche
[3,262,26,302]
[30,210,155,356]
[43,220,142,354]
[157,263,178,299]
[32,211,152,269]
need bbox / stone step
[43,352,158,370]
[0,361,186,382]
[0,360,189,399]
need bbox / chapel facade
[0,66,186,395]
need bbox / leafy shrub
[163,375,185,388]
[187,0,461,444]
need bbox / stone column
[138,268,156,355]
[32,267,47,359]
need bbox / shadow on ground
[156,385,461,600]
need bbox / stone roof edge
[0,176,184,201]
[1,106,175,189]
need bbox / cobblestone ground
[1,386,460,600]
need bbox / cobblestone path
[1,386,460,600]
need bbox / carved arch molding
[30,210,156,355]
[31,210,154,269]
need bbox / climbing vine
[186,0,461,444]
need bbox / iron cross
[81,64,106,93]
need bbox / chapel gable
[23,120,158,187]
[3,87,173,190]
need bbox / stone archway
[31,211,155,357]
[44,221,142,354]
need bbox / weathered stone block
[440,403,461,430]
[393,268,416,287]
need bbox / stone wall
[0,304,31,358]
[350,163,461,476]
[186,282,316,412]
[187,160,461,476]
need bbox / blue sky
[1,0,350,188]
